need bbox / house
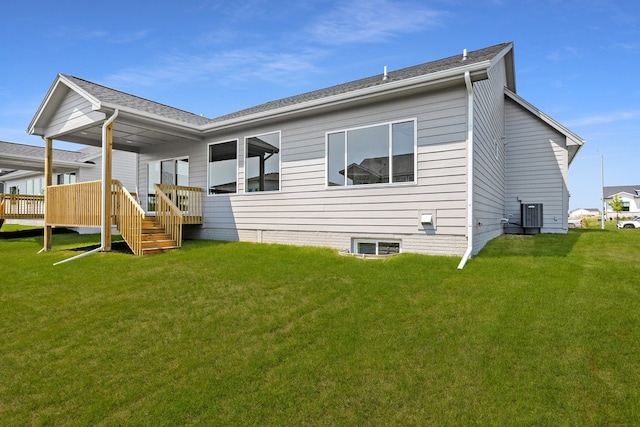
[603,185,640,219]
[25,42,584,266]
[0,141,137,228]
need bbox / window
[147,157,189,211]
[327,119,416,187]
[56,172,76,185]
[245,131,280,192]
[26,177,44,195]
[208,140,238,195]
[623,201,630,212]
[353,239,401,256]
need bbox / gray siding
[140,88,472,256]
[471,58,508,254]
[77,151,138,191]
[505,98,568,232]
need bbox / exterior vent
[521,203,543,228]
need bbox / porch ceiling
[51,115,204,153]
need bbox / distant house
[25,42,585,265]
[569,208,600,218]
[0,141,137,195]
[0,141,137,227]
[603,185,640,219]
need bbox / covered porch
[25,74,207,256]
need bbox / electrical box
[521,203,543,228]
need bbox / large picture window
[245,131,280,192]
[208,140,237,195]
[327,119,416,186]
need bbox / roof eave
[202,61,493,133]
[28,74,102,137]
[97,103,205,141]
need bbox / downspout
[54,109,119,266]
[457,71,474,270]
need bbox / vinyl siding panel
[142,87,471,256]
[45,90,104,138]
[505,98,568,232]
[471,58,507,253]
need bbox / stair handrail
[113,180,146,256]
[154,183,183,250]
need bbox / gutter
[202,61,493,133]
[457,71,474,270]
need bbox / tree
[608,194,624,225]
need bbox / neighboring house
[569,208,600,218]
[26,42,584,265]
[0,141,137,227]
[0,141,137,194]
[603,185,640,219]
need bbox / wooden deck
[1,183,203,256]
[0,194,45,220]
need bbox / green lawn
[1,225,639,425]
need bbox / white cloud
[307,0,446,45]
[51,27,149,44]
[546,46,582,61]
[105,48,323,89]
[564,111,640,127]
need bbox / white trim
[206,139,239,197]
[202,61,494,133]
[325,118,417,189]
[243,130,282,194]
[504,88,585,147]
[352,238,402,256]
[146,155,190,212]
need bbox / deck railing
[154,184,183,249]
[155,184,203,224]
[113,180,145,256]
[0,194,45,219]
[45,181,102,227]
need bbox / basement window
[353,239,401,256]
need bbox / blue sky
[1,0,638,210]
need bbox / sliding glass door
[147,157,188,211]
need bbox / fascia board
[505,88,585,147]
[97,103,204,141]
[0,153,94,170]
[28,75,102,136]
[201,62,492,133]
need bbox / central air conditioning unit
[521,203,543,229]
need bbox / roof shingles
[62,42,511,128]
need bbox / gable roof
[504,88,585,164]
[60,75,212,127]
[29,42,514,146]
[0,140,98,174]
[210,42,514,124]
[603,185,640,198]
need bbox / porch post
[103,121,113,252]
[43,137,53,251]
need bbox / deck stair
[140,218,179,255]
